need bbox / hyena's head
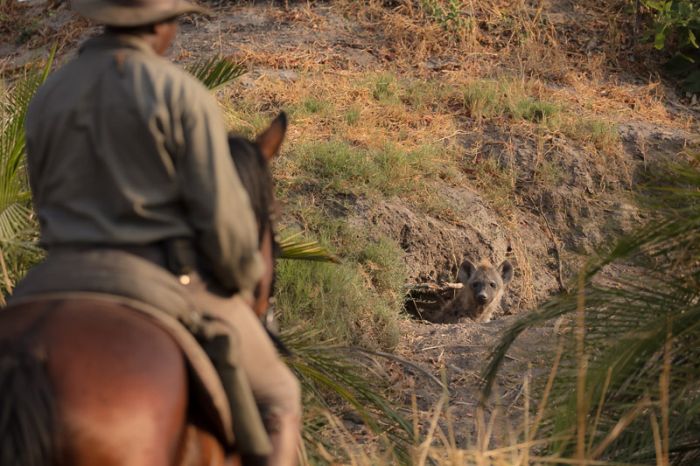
[458,259,514,308]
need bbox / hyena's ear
[256,112,287,161]
[499,260,514,285]
[457,259,476,284]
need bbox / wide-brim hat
[71,0,211,27]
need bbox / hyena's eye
[490,282,497,288]
[471,282,479,289]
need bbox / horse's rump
[1,298,191,465]
[0,294,233,450]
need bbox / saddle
[8,248,235,446]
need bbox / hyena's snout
[476,292,489,305]
[473,283,492,305]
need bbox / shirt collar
[79,33,157,56]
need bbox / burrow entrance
[403,282,463,323]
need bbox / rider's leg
[185,275,301,466]
[218,297,301,466]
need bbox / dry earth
[3,0,700,453]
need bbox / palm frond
[278,230,340,263]
[0,203,36,246]
[0,46,55,293]
[482,156,700,463]
[186,56,246,91]
[0,45,55,182]
[281,326,413,462]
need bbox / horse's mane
[228,136,275,243]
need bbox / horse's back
[0,299,190,466]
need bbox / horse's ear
[256,112,287,161]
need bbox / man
[17,0,300,463]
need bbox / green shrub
[641,0,700,92]
[643,0,700,50]
[420,0,470,34]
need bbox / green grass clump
[275,259,401,350]
[561,117,621,155]
[282,96,335,121]
[400,79,449,111]
[286,140,446,198]
[513,97,560,124]
[534,158,565,186]
[363,73,451,112]
[275,212,405,350]
[301,97,331,115]
[275,227,404,350]
[462,78,561,125]
[573,118,620,151]
[344,105,361,125]
[462,79,505,119]
[372,74,398,103]
[358,237,407,309]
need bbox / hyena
[439,259,514,323]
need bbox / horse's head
[228,112,287,319]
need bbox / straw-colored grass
[300,340,671,466]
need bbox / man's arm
[177,82,263,295]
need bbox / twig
[436,130,468,142]
[408,282,463,290]
[420,345,446,351]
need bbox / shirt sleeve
[177,80,263,294]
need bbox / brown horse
[0,114,288,466]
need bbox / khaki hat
[71,0,211,27]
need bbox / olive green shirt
[25,33,262,294]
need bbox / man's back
[26,33,262,293]
[28,34,198,245]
